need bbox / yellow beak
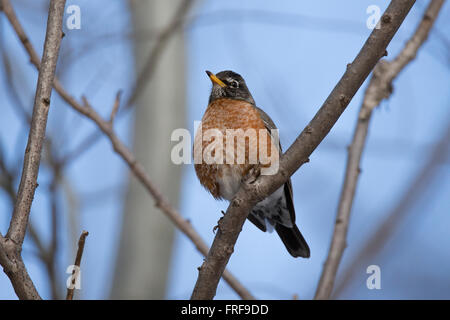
[206,70,226,88]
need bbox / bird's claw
[244,164,261,184]
[213,215,224,233]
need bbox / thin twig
[333,120,450,298]
[3,0,254,300]
[190,0,417,300]
[109,90,122,124]
[46,146,62,299]
[314,0,444,300]
[66,230,89,300]
[0,0,66,300]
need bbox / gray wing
[255,107,278,138]
[249,107,297,227]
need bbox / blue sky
[0,0,449,299]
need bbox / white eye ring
[229,80,239,88]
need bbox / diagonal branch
[0,0,66,300]
[314,0,445,300]
[190,0,417,300]
[2,0,254,300]
[59,0,195,166]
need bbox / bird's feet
[213,215,224,233]
[243,164,261,185]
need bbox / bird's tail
[275,223,310,258]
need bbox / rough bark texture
[0,0,66,300]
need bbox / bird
[193,70,310,258]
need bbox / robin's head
[206,70,255,105]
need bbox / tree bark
[0,0,66,300]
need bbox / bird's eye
[229,80,239,88]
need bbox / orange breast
[194,98,277,199]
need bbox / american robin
[194,70,310,258]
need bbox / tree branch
[333,119,450,298]
[66,230,89,300]
[314,0,445,300]
[2,0,254,300]
[190,0,417,300]
[2,44,67,299]
[59,0,195,167]
[0,0,66,300]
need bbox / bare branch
[190,0,417,300]
[5,0,65,248]
[314,0,444,300]
[66,230,89,300]
[3,0,254,299]
[58,0,196,166]
[0,0,66,300]
[109,90,122,124]
[334,120,450,298]
[2,43,67,300]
